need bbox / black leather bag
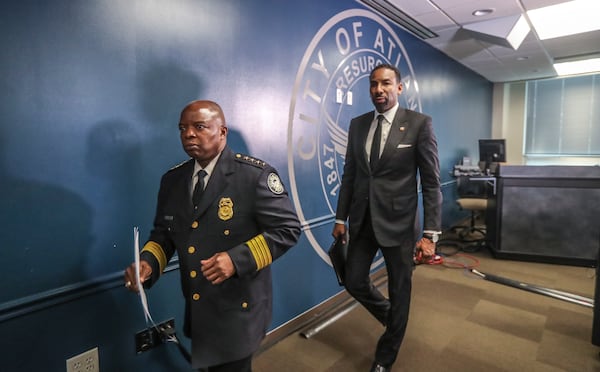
[328,232,348,286]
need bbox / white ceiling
[380,0,600,83]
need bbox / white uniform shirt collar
[193,151,222,187]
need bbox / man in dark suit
[124,100,301,371]
[332,64,442,372]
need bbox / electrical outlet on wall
[66,347,99,372]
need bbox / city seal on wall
[287,8,422,267]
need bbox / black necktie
[192,169,207,208]
[370,115,384,169]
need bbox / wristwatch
[423,233,439,243]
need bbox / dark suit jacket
[336,108,441,247]
[140,146,301,369]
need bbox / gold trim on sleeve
[141,241,167,273]
[246,234,272,271]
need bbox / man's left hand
[417,237,436,257]
[201,252,236,284]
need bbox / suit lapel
[376,108,409,170]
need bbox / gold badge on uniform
[218,197,234,221]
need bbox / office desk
[487,165,600,267]
[468,176,496,195]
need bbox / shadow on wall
[82,61,206,278]
[0,132,94,303]
[137,61,205,127]
[135,60,250,156]
[84,118,146,277]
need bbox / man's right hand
[123,260,152,293]
[331,223,347,244]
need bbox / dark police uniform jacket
[140,146,301,369]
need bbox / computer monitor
[479,139,506,174]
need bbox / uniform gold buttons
[188,246,195,254]
[224,229,230,236]
[192,293,200,301]
[190,270,197,278]
[191,221,199,229]
[241,302,248,309]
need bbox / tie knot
[377,114,384,124]
[196,169,207,179]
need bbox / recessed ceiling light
[472,8,494,17]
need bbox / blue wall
[0,0,491,370]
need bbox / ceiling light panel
[554,57,600,76]
[528,0,600,40]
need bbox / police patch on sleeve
[267,173,284,195]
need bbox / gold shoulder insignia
[235,153,267,168]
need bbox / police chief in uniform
[124,100,301,371]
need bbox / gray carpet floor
[254,236,599,371]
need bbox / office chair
[454,176,488,244]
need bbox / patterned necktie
[192,169,207,208]
[370,115,384,169]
